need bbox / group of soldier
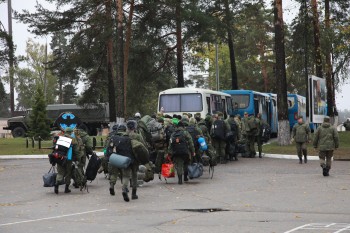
[51,111,339,202]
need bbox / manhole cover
[177,208,229,213]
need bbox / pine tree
[29,85,51,139]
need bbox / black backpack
[186,125,200,148]
[109,134,134,159]
[171,130,189,157]
[228,121,238,141]
[85,153,102,181]
[165,124,175,145]
[211,120,225,140]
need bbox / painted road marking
[0,209,108,227]
[285,223,350,233]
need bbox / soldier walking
[291,116,310,164]
[313,116,339,176]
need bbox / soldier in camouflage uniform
[74,129,93,177]
[211,112,231,163]
[107,125,125,196]
[291,116,310,164]
[54,127,79,194]
[168,121,195,184]
[313,116,339,176]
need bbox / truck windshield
[159,93,203,112]
[231,94,250,109]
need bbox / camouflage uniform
[55,128,79,194]
[313,117,339,176]
[168,123,195,184]
[211,113,231,163]
[291,117,310,164]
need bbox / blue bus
[222,90,278,134]
[287,94,307,129]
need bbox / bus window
[226,97,233,116]
[159,94,203,112]
[231,94,250,109]
[211,95,223,113]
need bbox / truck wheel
[12,127,26,138]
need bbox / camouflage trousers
[122,161,139,190]
[174,155,190,176]
[319,150,334,168]
[56,161,72,186]
[245,134,256,156]
[296,142,307,157]
[212,139,227,162]
[108,162,121,185]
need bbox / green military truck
[3,103,110,137]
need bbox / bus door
[254,94,259,115]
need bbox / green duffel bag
[131,139,149,165]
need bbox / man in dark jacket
[313,116,339,176]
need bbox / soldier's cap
[194,112,201,117]
[112,124,119,131]
[323,116,330,122]
[118,124,127,132]
[65,127,73,133]
[205,115,212,121]
[189,117,196,124]
[244,112,248,115]
[126,120,137,130]
[181,117,189,123]
[298,115,303,119]
[217,112,223,117]
[157,117,164,123]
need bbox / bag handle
[48,165,56,173]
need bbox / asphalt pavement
[1,157,350,233]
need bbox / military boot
[298,156,302,164]
[325,166,330,176]
[259,152,262,158]
[184,171,189,182]
[64,185,71,193]
[54,184,59,194]
[122,188,130,202]
[132,188,138,200]
[304,155,307,163]
[178,175,183,185]
[109,183,115,196]
[321,164,328,176]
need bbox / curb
[0,152,318,160]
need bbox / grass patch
[0,136,106,155]
[263,131,350,159]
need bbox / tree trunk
[258,43,268,92]
[324,0,335,122]
[311,0,323,78]
[8,0,14,115]
[224,0,238,90]
[176,0,184,87]
[123,0,134,117]
[106,0,116,122]
[116,0,124,118]
[274,0,290,146]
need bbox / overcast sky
[0,0,349,110]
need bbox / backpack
[137,118,153,145]
[186,125,200,148]
[131,139,149,165]
[85,153,102,181]
[71,163,87,190]
[143,162,155,182]
[165,124,175,145]
[141,115,164,142]
[170,130,189,157]
[108,134,134,159]
[49,136,72,165]
[247,117,258,131]
[227,120,238,141]
[211,120,225,140]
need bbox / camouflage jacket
[292,123,310,143]
[313,123,339,151]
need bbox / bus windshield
[159,93,203,112]
[231,94,250,109]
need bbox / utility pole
[304,0,309,123]
[43,40,48,100]
[8,0,15,116]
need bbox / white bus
[158,87,233,119]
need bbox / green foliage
[28,85,51,140]
[0,80,10,117]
